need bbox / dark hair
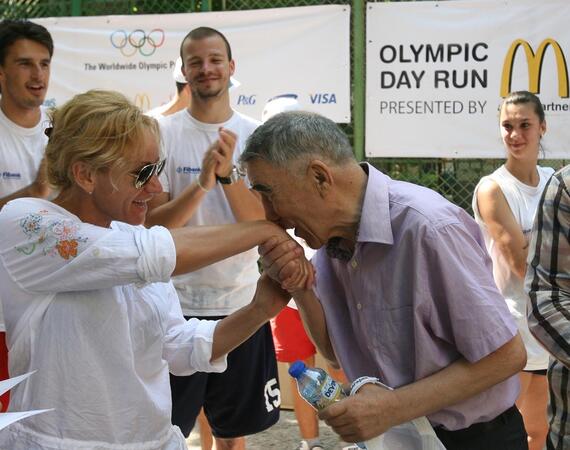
[179,26,232,62]
[175,81,187,95]
[0,20,54,65]
[501,90,545,123]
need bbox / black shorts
[523,368,547,376]
[170,316,280,438]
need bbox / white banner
[36,5,350,123]
[366,0,570,158]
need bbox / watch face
[235,165,246,178]
[230,168,243,183]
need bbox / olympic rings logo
[110,29,165,57]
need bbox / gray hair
[241,111,354,169]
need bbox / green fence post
[71,0,82,16]
[352,0,366,161]
[201,0,212,12]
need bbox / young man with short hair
[0,19,54,411]
[147,27,278,450]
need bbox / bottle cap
[288,360,307,379]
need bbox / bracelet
[349,376,390,396]
[196,178,210,193]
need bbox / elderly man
[241,111,528,450]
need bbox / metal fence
[2,0,566,214]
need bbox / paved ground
[185,409,347,449]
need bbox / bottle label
[316,377,344,409]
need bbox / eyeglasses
[129,159,166,189]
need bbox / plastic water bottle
[288,360,346,410]
[289,362,366,448]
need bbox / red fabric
[0,332,9,412]
[270,307,316,363]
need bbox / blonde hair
[45,90,159,191]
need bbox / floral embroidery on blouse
[16,211,88,259]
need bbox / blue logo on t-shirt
[2,171,21,180]
[176,166,200,175]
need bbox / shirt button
[357,303,362,310]
[351,260,358,269]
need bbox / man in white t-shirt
[0,20,52,209]
[0,19,53,411]
[146,27,279,450]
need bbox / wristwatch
[216,166,243,185]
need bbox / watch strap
[216,166,242,185]
[216,174,233,184]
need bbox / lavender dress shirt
[313,164,520,431]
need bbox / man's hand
[198,144,219,191]
[319,384,397,443]
[259,236,315,293]
[212,127,237,178]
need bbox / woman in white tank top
[473,91,554,450]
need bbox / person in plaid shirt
[526,164,570,450]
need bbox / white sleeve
[0,201,176,293]
[161,282,227,376]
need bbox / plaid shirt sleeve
[526,165,570,367]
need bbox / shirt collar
[356,163,394,245]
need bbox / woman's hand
[259,236,315,293]
[250,273,292,321]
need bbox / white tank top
[473,164,554,370]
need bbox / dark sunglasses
[129,159,166,189]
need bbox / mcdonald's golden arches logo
[134,93,151,112]
[501,38,569,98]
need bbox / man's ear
[307,160,333,198]
[70,161,97,195]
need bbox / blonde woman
[0,90,304,450]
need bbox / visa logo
[309,93,337,104]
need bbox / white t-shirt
[0,107,49,198]
[0,198,226,450]
[473,164,554,370]
[0,107,50,332]
[159,110,260,316]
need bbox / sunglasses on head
[129,159,166,189]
